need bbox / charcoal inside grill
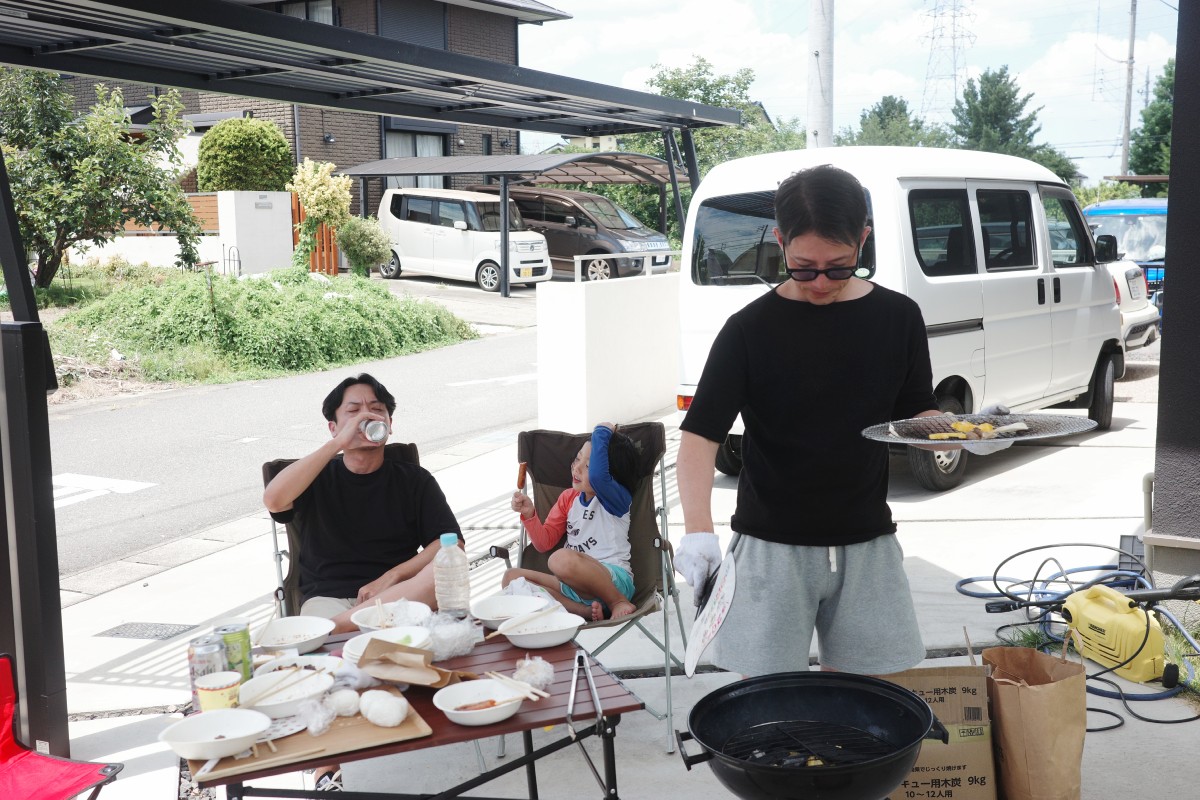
[722,720,895,768]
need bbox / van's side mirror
[1095,234,1118,263]
[564,215,578,228]
[453,220,467,231]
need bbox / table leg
[522,729,538,799]
[601,715,620,799]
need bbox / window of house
[281,1,334,25]
[384,131,444,189]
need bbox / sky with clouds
[517,0,1178,185]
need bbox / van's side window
[976,190,1035,271]
[909,190,976,278]
[390,195,404,219]
[405,197,434,225]
[514,198,544,222]
[1039,189,1091,268]
[437,200,466,229]
[543,197,575,225]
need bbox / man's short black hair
[605,430,640,496]
[774,164,868,247]
[322,373,397,421]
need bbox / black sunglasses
[782,244,867,283]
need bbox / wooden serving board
[188,691,432,782]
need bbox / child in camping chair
[505,423,640,621]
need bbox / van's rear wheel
[379,251,401,279]
[907,396,968,492]
[476,261,501,292]
[584,256,613,281]
[1088,354,1115,430]
[715,435,742,476]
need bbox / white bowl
[498,611,586,649]
[238,668,335,719]
[350,600,433,633]
[343,626,433,666]
[253,654,344,678]
[256,616,335,654]
[432,679,525,726]
[159,708,272,761]
[470,595,550,630]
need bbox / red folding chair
[0,653,122,800]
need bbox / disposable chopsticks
[246,666,326,706]
[484,671,550,699]
[484,605,559,639]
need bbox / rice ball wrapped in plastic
[360,689,409,727]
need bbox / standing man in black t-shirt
[674,165,944,678]
[264,373,462,636]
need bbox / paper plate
[861,413,1097,446]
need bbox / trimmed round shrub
[196,118,294,192]
[336,216,392,277]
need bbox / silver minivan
[377,188,552,292]
[471,186,671,280]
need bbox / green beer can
[214,622,252,682]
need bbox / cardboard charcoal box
[886,665,997,800]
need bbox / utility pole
[807,0,834,147]
[1120,0,1138,175]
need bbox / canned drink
[214,622,253,682]
[360,419,388,443]
[188,635,227,711]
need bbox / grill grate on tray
[721,720,896,768]
[862,413,1098,446]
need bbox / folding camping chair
[262,442,422,618]
[489,422,688,752]
[0,653,122,800]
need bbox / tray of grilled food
[861,413,1098,445]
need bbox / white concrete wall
[536,274,680,432]
[70,235,222,270]
[217,191,294,274]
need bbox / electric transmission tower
[920,0,976,125]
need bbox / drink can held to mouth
[361,419,388,442]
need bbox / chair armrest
[488,545,512,568]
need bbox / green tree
[1072,179,1142,209]
[591,57,806,240]
[0,69,201,287]
[950,66,1077,181]
[836,95,952,147]
[336,216,391,277]
[196,117,294,192]
[1129,58,1173,192]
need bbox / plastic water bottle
[433,532,469,618]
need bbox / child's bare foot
[610,600,636,619]
[590,600,605,622]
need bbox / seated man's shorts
[300,596,355,619]
[560,563,635,613]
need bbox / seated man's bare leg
[546,550,632,620]
[501,567,592,619]
[331,563,437,634]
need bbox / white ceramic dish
[469,595,549,630]
[343,626,432,666]
[350,599,433,633]
[238,668,335,719]
[432,679,525,726]
[158,708,272,761]
[256,616,335,654]
[498,611,586,649]
[253,654,343,678]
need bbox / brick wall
[64,76,161,114]
[297,107,382,216]
[447,7,518,188]
[338,0,377,34]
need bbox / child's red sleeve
[522,490,575,551]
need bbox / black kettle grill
[677,672,948,800]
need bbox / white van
[677,147,1124,491]
[377,188,552,292]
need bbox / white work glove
[963,402,1013,454]
[674,532,723,592]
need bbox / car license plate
[520,268,532,278]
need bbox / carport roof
[0,0,740,137]
[341,152,690,185]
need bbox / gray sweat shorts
[707,534,926,676]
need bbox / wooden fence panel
[290,193,340,275]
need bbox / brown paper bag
[357,640,471,687]
[981,646,1086,800]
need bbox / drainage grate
[97,622,198,640]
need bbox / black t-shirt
[681,285,937,546]
[270,457,461,602]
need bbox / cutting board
[189,689,432,782]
